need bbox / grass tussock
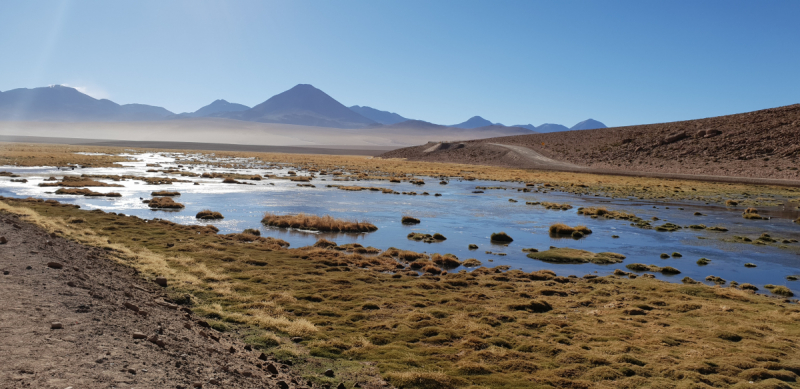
[39,176,124,188]
[242,228,260,236]
[528,201,573,210]
[402,216,421,225]
[764,285,794,297]
[527,248,624,264]
[196,210,224,220]
[625,263,681,274]
[148,197,185,209]
[743,207,767,220]
[55,188,121,197]
[262,212,377,233]
[549,223,592,238]
[407,232,446,243]
[490,232,513,242]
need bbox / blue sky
[1,1,798,127]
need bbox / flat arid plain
[2,102,800,389]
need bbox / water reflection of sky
[2,152,799,297]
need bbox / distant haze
[0,83,605,132]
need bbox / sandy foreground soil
[382,104,800,183]
[0,213,371,389]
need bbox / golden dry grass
[262,212,377,233]
[148,197,185,209]
[549,223,592,237]
[196,210,224,220]
[5,197,800,389]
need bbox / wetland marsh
[3,145,800,388]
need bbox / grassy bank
[3,197,800,388]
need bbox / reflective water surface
[2,152,799,296]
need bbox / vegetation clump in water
[151,191,180,196]
[407,232,446,243]
[742,208,766,220]
[490,232,513,242]
[262,212,377,233]
[527,248,625,264]
[148,196,185,209]
[401,216,420,225]
[625,263,681,274]
[196,210,224,220]
[548,224,591,239]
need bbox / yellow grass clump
[148,197,185,209]
[262,212,377,233]
[549,223,592,238]
[196,210,224,220]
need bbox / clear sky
[1,0,798,127]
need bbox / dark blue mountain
[570,119,607,131]
[349,105,408,125]
[176,99,250,118]
[0,85,173,121]
[218,84,376,128]
[450,116,494,129]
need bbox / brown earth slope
[0,212,331,389]
[382,104,800,181]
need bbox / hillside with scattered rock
[382,104,800,181]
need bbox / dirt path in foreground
[0,213,330,389]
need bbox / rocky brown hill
[382,104,800,181]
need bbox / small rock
[51,322,63,329]
[123,302,139,312]
[242,371,252,377]
[244,344,252,351]
[26,266,32,270]
[209,379,219,385]
[47,262,63,269]
[229,346,236,353]
[66,281,75,287]
[266,363,279,375]
[197,320,210,328]
[337,384,346,389]
[324,369,335,377]
[258,353,268,361]
[132,332,146,339]
[276,381,289,389]
[2,271,8,275]
[127,368,136,374]
[137,310,148,317]
[192,382,202,388]
[0,236,6,244]
[155,277,168,287]
[183,323,192,330]
[147,335,165,348]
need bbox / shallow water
[2,152,800,296]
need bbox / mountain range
[0,84,605,132]
[0,85,173,121]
